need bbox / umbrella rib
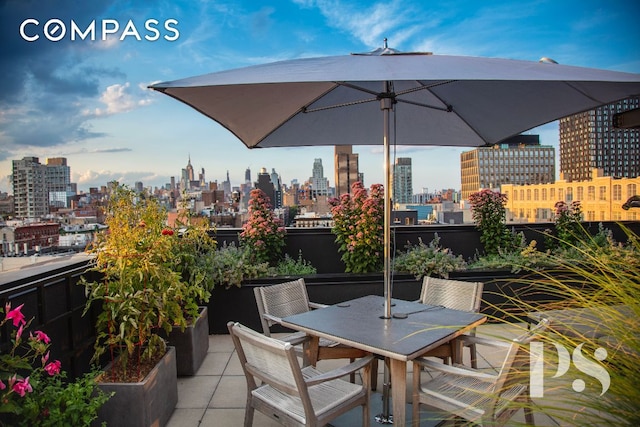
[302,97,378,113]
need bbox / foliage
[484,224,640,426]
[269,252,317,276]
[546,200,584,250]
[393,234,467,279]
[171,208,216,307]
[81,184,195,381]
[329,182,384,273]
[207,243,270,289]
[468,189,517,256]
[239,189,286,265]
[0,304,110,426]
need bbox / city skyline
[1,1,639,194]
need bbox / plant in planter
[329,181,384,273]
[80,184,187,425]
[0,303,111,426]
[394,233,467,279]
[468,188,520,256]
[239,189,286,265]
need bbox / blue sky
[1,0,639,195]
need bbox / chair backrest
[419,276,484,313]
[228,321,305,396]
[493,318,550,394]
[254,278,311,335]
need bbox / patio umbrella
[150,42,639,316]
[150,41,640,423]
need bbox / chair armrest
[454,335,512,349]
[262,313,284,324]
[309,302,329,309]
[283,331,310,346]
[305,355,375,386]
[413,357,497,380]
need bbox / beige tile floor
[167,323,603,426]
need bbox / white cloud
[89,82,153,116]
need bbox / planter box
[95,346,178,427]
[165,306,209,376]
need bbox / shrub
[239,189,286,265]
[329,182,384,273]
[393,234,466,279]
[468,189,517,256]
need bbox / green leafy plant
[270,252,317,277]
[239,189,286,265]
[80,184,196,382]
[208,242,270,289]
[545,200,584,250]
[468,189,517,256]
[393,234,466,279]
[329,181,384,273]
[0,303,110,426]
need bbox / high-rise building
[310,158,330,197]
[559,96,640,182]
[334,146,360,196]
[460,135,555,200]
[245,167,251,184]
[45,157,73,208]
[255,167,276,208]
[12,157,48,219]
[392,157,413,205]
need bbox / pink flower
[32,330,51,344]
[42,350,50,365]
[44,360,62,376]
[0,379,5,390]
[12,377,32,397]
[5,303,26,327]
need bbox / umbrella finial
[383,38,388,49]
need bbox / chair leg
[371,358,378,391]
[524,399,535,425]
[412,361,420,427]
[470,342,478,369]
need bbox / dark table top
[281,295,486,361]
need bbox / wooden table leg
[303,336,319,366]
[389,358,407,426]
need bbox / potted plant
[162,208,215,376]
[0,303,111,426]
[80,184,192,426]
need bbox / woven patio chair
[416,276,484,367]
[228,321,374,427]
[254,278,378,389]
[411,318,549,427]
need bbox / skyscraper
[310,158,330,197]
[12,157,48,219]
[392,157,413,204]
[334,146,359,196]
[559,96,640,182]
[460,135,554,200]
[45,157,73,208]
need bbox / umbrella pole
[375,84,394,425]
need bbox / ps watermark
[19,18,180,42]
[530,341,610,398]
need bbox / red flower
[161,228,174,236]
[44,360,62,376]
[12,377,32,397]
[5,303,26,327]
[32,330,51,344]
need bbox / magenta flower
[5,303,26,327]
[32,330,51,344]
[12,377,33,397]
[44,360,62,376]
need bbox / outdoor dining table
[281,294,487,426]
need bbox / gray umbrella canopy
[150,48,640,321]
[150,50,640,149]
